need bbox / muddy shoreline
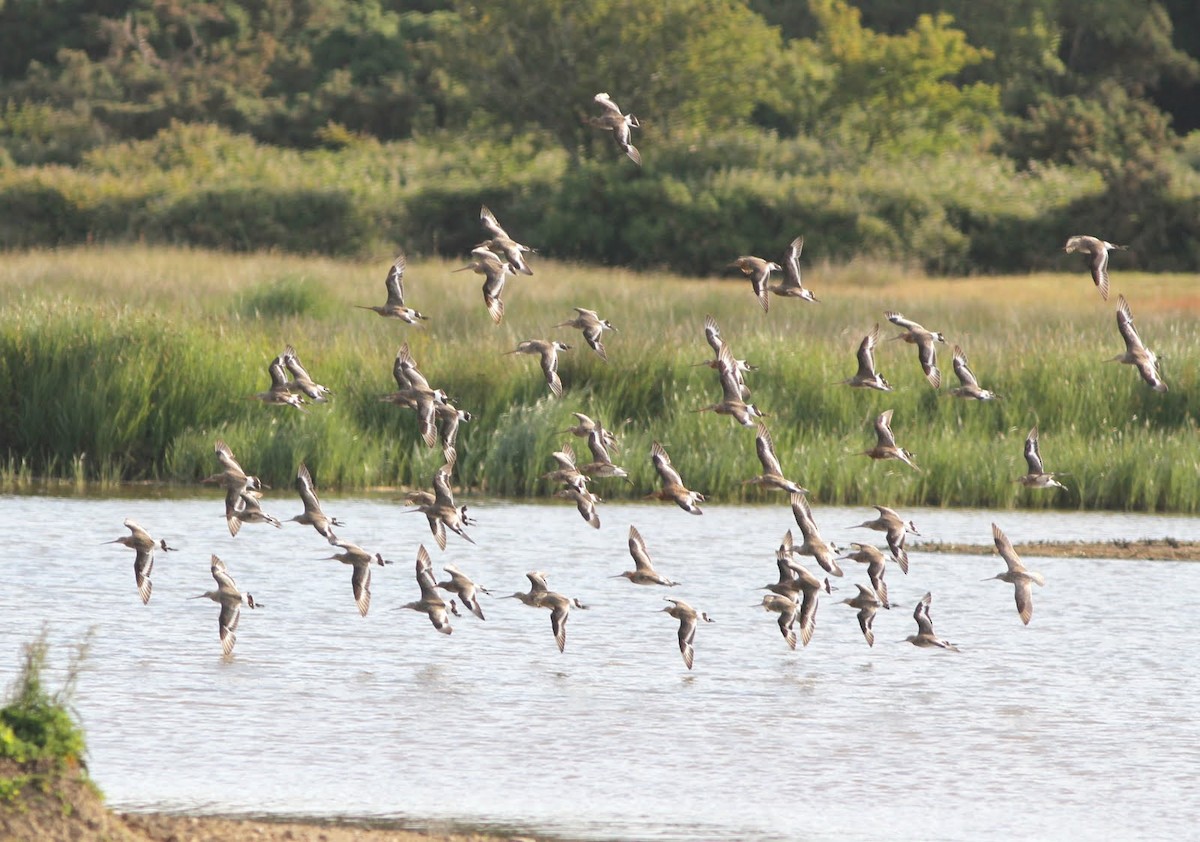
[0,761,556,842]
[912,538,1200,561]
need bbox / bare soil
[911,538,1200,561]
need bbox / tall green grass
[1,246,1197,510]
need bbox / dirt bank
[0,760,545,842]
[911,538,1200,561]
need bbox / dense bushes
[1,119,1198,274]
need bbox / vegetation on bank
[0,631,90,802]
[1,247,1197,511]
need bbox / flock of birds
[104,94,1165,668]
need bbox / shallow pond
[2,492,1198,841]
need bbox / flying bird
[505,339,571,398]
[768,236,818,303]
[586,92,641,165]
[614,525,680,586]
[1110,294,1167,392]
[728,255,780,313]
[402,545,453,634]
[478,205,535,276]
[454,246,511,324]
[906,592,959,651]
[356,252,428,324]
[191,555,260,656]
[1064,235,1126,300]
[948,345,998,400]
[104,518,174,604]
[840,325,891,391]
[840,584,883,647]
[325,539,390,617]
[986,523,1045,625]
[743,423,807,495]
[660,599,713,670]
[1016,426,1066,490]
[556,307,616,361]
[288,462,344,541]
[861,409,920,472]
[886,311,946,389]
[646,441,704,514]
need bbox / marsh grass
[1,246,1197,510]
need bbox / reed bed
[1,245,1197,510]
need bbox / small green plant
[0,630,90,770]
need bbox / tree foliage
[451,0,783,153]
[802,0,999,152]
[0,1,1197,272]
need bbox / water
[2,492,1199,840]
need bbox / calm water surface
[2,492,1199,841]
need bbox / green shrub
[0,631,89,768]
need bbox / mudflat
[912,538,1200,561]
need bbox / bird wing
[1135,358,1167,391]
[747,260,770,312]
[776,608,798,650]
[777,236,804,291]
[855,325,880,378]
[218,602,240,655]
[951,345,978,388]
[650,442,683,486]
[677,614,696,668]
[593,92,623,117]
[754,424,784,476]
[586,427,614,464]
[415,394,439,448]
[214,440,244,477]
[384,253,406,308]
[1014,580,1034,625]
[582,324,607,360]
[396,343,431,391]
[790,492,819,540]
[550,601,569,652]
[797,588,818,647]
[352,564,371,616]
[283,346,311,381]
[540,346,563,397]
[479,205,509,240]
[550,442,578,471]
[703,314,724,354]
[482,265,508,324]
[432,464,456,507]
[416,545,439,596]
[267,355,290,389]
[1115,295,1145,353]
[1090,247,1110,300]
[1024,427,1044,474]
[991,522,1024,572]
[628,525,654,572]
[857,607,876,647]
[886,311,921,331]
[295,462,323,514]
[914,593,935,636]
[133,548,154,604]
[874,409,898,448]
[916,337,941,388]
[210,555,237,590]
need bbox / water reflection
[0,493,1198,840]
